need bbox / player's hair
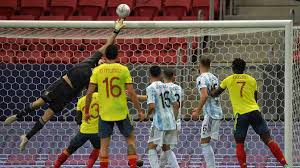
[232,58,246,74]
[149,66,161,78]
[199,57,211,69]
[105,44,119,60]
[163,68,175,81]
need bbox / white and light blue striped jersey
[165,82,183,128]
[196,72,223,119]
[146,81,177,130]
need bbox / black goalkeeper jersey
[66,51,102,92]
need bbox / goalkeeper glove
[114,19,125,34]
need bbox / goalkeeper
[4,19,125,152]
[211,58,290,168]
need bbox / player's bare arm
[147,103,155,119]
[84,83,97,122]
[172,102,180,120]
[192,87,208,120]
[210,87,225,97]
[126,83,145,121]
[137,95,147,102]
[98,19,125,55]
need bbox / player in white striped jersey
[159,68,183,168]
[192,58,223,168]
[146,66,180,168]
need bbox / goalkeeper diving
[4,19,126,152]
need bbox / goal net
[0,20,297,167]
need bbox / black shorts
[99,115,134,138]
[67,132,100,154]
[234,110,270,142]
[41,78,77,113]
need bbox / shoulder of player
[77,96,85,105]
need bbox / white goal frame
[0,20,294,166]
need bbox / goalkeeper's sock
[86,149,99,168]
[236,143,247,168]
[165,150,180,168]
[128,154,137,168]
[267,140,287,166]
[26,117,45,140]
[16,103,34,118]
[148,149,159,168]
[159,151,168,168]
[100,156,109,168]
[54,149,70,168]
[201,143,216,168]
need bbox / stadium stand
[39,15,65,20]
[162,0,192,19]
[0,0,17,17]
[134,0,161,19]
[9,15,35,20]
[19,0,48,19]
[78,0,107,19]
[67,16,93,21]
[0,0,219,21]
[49,0,77,19]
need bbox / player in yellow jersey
[53,93,100,168]
[85,44,144,168]
[211,58,290,168]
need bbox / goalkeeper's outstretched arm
[98,19,125,55]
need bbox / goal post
[0,20,296,167]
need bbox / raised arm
[98,19,125,55]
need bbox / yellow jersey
[220,74,260,116]
[76,93,99,134]
[90,63,132,121]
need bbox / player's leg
[5,97,45,124]
[200,116,217,168]
[99,119,114,168]
[250,111,289,167]
[117,116,137,168]
[161,144,179,168]
[20,107,55,151]
[86,134,100,168]
[161,130,179,168]
[148,142,159,168]
[5,78,65,125]
[159,145,168,168]
[234,113,250,168]
[54,132,89,168]
[147,126,161,168]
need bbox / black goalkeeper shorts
[41,78,77,114]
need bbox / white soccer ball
[116,4,131,19]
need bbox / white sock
[159,151,168,168]
[201,143,216,168]
[148,149,159,168]
[165,150,180,168]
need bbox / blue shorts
[67,132,100,154]
[99,115,134,138]
[234,110,270,142]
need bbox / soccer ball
[116,4,131,19]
